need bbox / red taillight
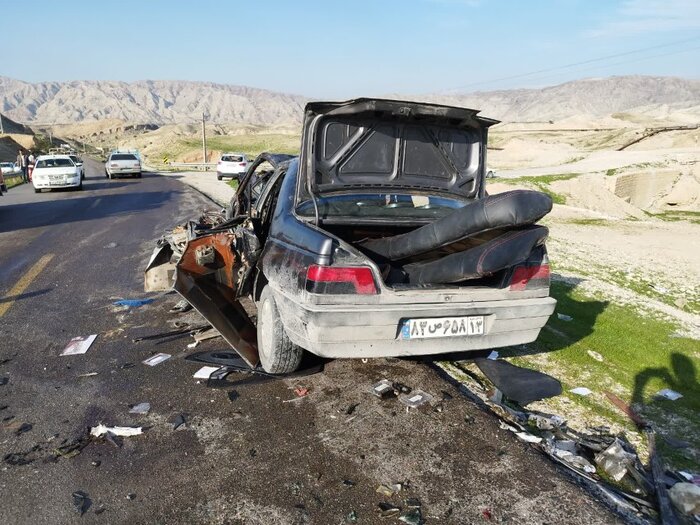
[306,265,377,295]
[509,264,550,291]
[239,162,246,167]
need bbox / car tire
[136,172,142,178]
[34,188,40,193]
[257,286,303,374]
[217,175,222,181]
[76,183,83,191]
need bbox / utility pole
[201,112,208,171]
[0,113,4,134]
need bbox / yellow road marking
[0,254,55,318]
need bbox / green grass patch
[648,210,700,224]
[227,179,239,191]
[501,281,700,471]
[605,168,617,177]
[5,175,24,189]
[565,218,609,226]
[500,173,577,205]
[180,134,300,158]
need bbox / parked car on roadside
[68,155,85,180]
[32,155,83,192]
[0,162,20,177]
[0,162,17,193]
[105,151,141,179]
[216,153,248,181]
[146,98,555,374]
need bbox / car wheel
[34,188,40,193]
[136,172,142,178]
[257,286,303,374]
[76,183,83,191]
[217,175,222,181]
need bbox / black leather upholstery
[401,225,549,284]
[360,190,552,261]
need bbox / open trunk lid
[299,98,499,202]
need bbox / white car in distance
[0,162,20,177]
[106,152,141,179]
[217,153,248,181]
[32,155,82,192]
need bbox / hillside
[0,78,306,127]
[1,75,699,126]
[419,75,700,122]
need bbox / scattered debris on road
[90,425,143,438]
[113,298,155,308]
[142,353,171,366]
[60,335,97,356]
[171,414,186,430]
[128,402,151,415]
[193,366,221,379]
[399,390,433,409]
[169,298,192,313]
[71,490,91,516]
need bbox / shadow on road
[0,190,179,233]
[0,288,53,304]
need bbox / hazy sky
[3,0,699,97]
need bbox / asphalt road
[0,160,621,524]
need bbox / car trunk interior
[320,222,512,289]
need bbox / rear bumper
[217,171,244,178]
[108,168,140,174]
[33,177,81,188]
[274,291,556,358]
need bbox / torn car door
[173,232,259,367]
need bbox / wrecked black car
[146,98,555,373]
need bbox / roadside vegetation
[499,173,577,204]
[477,280,699,471]
[155,133,300,166]
[5,175,25,189]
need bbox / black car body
[146,98,555,373]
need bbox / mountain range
[1,75,698,126]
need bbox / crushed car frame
[146,98,555,373]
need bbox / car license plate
[49,175,64,182]
[400,315,484,339]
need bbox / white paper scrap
[487,350,499,360]
[142,353,171,366]
[129,402,151,415]
[60,335,98,356]
[193,366,221,379]
[570,387,592,396]
[90,424,143,438]
[656,388,683,401]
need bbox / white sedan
[32,155,83,192]
[0,162,20,176]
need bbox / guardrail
[167,162,218,171]
[3,173,25,189]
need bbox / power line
[485,44,700,89]
[444,35,700,92]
